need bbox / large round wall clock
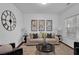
[1,10,16,31]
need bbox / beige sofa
[0,44,12,54]
[26,33,59,45]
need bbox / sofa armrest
[54,36,59,40]
[10,43,15,49]
[0,48,23,55]
[27,36,30,39]
[0,44,12,54]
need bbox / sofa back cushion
[29,33,33,39]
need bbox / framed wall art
[39,20,45,31]
[65,16,76,38]
[31,20,37,31]
[46,20,52,31]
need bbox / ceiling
[14,3,75,14]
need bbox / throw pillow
[47,33,52,38]
[33,33,38,39]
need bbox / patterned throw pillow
[47,33,52,38]
[33,33,38,39]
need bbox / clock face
[1,10,16,31]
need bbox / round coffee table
[36,43,55,55]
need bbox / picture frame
[31,20,37,31]
[46,20,52,31]
[65,16,76,38]
[39,20,45,31]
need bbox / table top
[36,43,55,52]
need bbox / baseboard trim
[60,41,74,49]
[17,42,24,48]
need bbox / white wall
[0,3,24,47]
[24,13,60,34]
[60,4,79,48]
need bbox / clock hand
[9,19,12,25]
[10,11,11,19]
[10,25,12,30]
[9,11,12,25]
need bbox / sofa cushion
[47,33,52,38]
